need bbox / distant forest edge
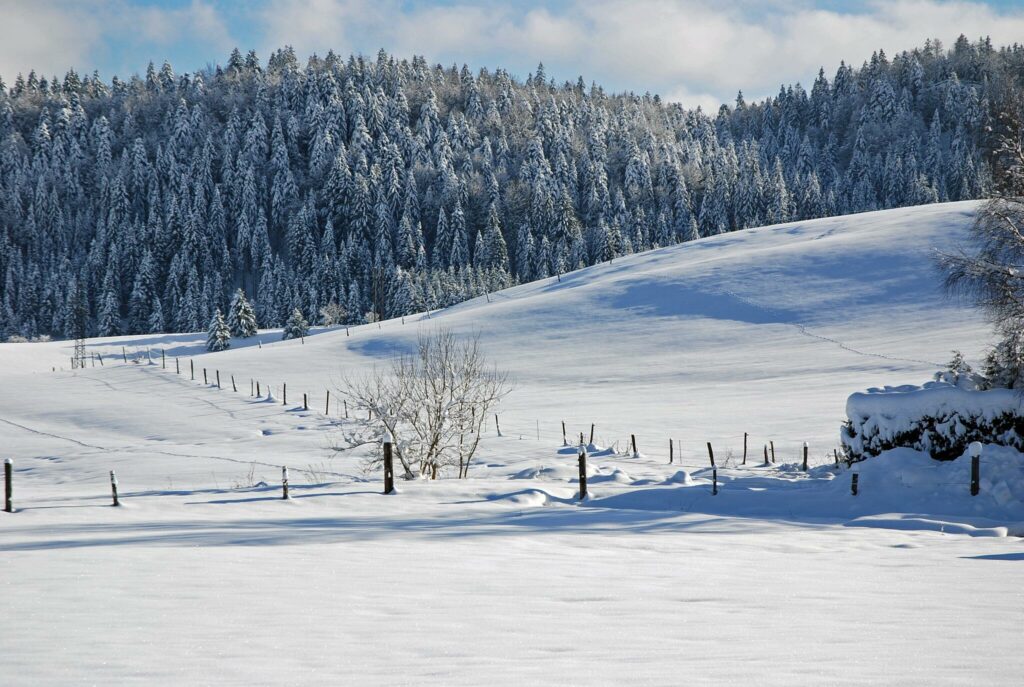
[0,36,1017,340]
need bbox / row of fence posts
[0,441,990,513]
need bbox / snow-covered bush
[842,381,1024,461]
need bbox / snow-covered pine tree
[282,308,309,340]
[206,309,231,352]
[227,288,258,338]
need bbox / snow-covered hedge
[841,382,1024,461]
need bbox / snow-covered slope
[4,200,990,463]
[4,202,1022,686]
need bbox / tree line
[0,36,1018,340]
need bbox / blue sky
[4,0,1024,108]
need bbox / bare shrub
[336,329,511,479]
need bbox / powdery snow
[2,202,1022,685]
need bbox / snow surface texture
[2,202,1023,685]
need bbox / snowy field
[2,201,1023,685]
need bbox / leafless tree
[336,329,511,479]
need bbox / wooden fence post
[216,370,221,389]
[162,349,166,369]
[175,358,180,374]
[764,444,769,466]
[4,459,11,513]
[706,442,716,467]
[578,448,588,501]
[630,434,638,456]
[834,449,839,467]
[303,393,308,411]
[110,470,120,507]
[770,441,776,463]
[97,353,103,366]
[712,467,718,496]
[802,442,809,471]
[325,390,330,415]
[250,379,254,396]
[495,414,502,437]
[282,466,290,500]
[851,473,859,496]
[743,432,748,465]
[256,381,261,397]
[122,346,127,363]
[562,421,567,446]
[232,375,237,392]
[283,383,287,405]
[669,438,674,464]
[190,360,194,380]
[383,435,395,495]
[969,442,982,496]
[344,400,349,419]
[589,423,595,446]
[203,368,208,385]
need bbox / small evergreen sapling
[282,308,309,340]
[206,309,231,352]
[227,288,258,337]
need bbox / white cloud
[0,0,233,82]
[0,2,101,81]
[253,0,1024,107]
[5,0,1024,106]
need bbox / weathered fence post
[110,470,120,507]
[232,375,237,392]
[834,449,839,467]
[851,473,859,496]
[383,434,395,495]
[256,381,261,397]
[190,360,194,380]
[770,441,776,463]
[283,383,287,405]
[216,370,221,389]
[743,432,748,465]
[706,442,716,467]
[203,368,208,385]
[630,434,638,456]
[4,459,11,513]
[325,390,330,415]
[669,438,674,464]
[122,346,128,363]
[970,442,982,496]
[589,423,595,446]
[802,442,809,471]
[303,393,308,411]
[764,444,769,466]
[97,353,103,366]
[495,414,502,437]
[562,421,567,446]
[250,379,254,396]
[712,467,718,496]
[282,466,290,500]
[344,400,349,419]
[162,349,166,369]
[578,448,588,501]
[175,358,180,374]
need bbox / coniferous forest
[0,36,1019,340]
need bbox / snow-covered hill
[3,202,1022,686]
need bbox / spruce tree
[228,288,258,337]
[206,309,231,352]
[282,308,309,340]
